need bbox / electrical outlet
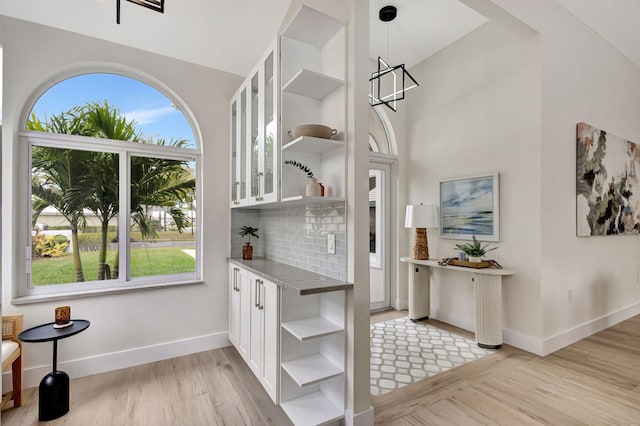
[327,234,336,254]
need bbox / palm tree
[28,112,92,282]
[31,101,196,281]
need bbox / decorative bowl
[288,124,337,140]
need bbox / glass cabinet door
[250,71,261,201]
[262,50,277,203]
[230,99,238,205]
[239,87,247,203]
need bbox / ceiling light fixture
[117,0,165,24]
[369,5,419,112]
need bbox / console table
[400,257,514,349]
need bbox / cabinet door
[249,69,262,203]
[237,266,249,360]
[248,273,263,375]
[260,44,278,204]
[261,278,279,402]
[228,265,240,346]
[230,86,249,207]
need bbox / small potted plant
[239,226,259,260]
[284,160,321,196]
[455,235,497,262]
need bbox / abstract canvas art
[577,122,640,236]
[440,173,499,241]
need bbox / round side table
[19,319,90,421]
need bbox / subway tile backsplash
[231,204,347,281]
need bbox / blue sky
[31,73,195,148]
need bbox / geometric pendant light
[369,5,419,112]
[117,0,165,24]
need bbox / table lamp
[405,204,439,260]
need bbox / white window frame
[18,130,202,300]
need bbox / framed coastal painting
[439,173,500,241]
[576,122,640,236]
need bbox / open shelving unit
[280,4,346,204]
[281,353,343,387]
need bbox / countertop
[228,257,353,295]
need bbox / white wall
[488,0,640,351]
[401,0,640,354]
[1,16,242,386]
[403,20,543,346]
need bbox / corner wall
[403,20,543,348]
[1,16,242,385]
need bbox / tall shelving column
[280,5,346,203]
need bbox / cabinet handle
[232,268,236,291]
[255,279,259,308]
[255,172,263,202]
[259,281,264,310]
[233,182,240,204]
[235,268,239,292]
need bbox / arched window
[22,73,201,296]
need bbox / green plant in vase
[455,235,497,262]
[284,160,322,197]
[239,226,259,259]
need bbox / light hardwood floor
[371,310,640,425]
[4,312,640,425]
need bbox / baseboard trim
[345,406,374,426]
[503,328,543,355]
[542,301,640,356]
[5,332,230,390]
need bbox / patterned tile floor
[370,317,496,396]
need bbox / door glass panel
[264,52,275,196]
[240,89,247,199]
[251,72,260,199]
[129,155,196,278]
[231,100,237,202]
[369,170,382,268]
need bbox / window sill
[12,279,204,305]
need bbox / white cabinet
[240,269,279,403]
[229,264,249,360]
[230,39,279,207]
[280,6,346,203]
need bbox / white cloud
[123,106,176,126]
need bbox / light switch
[327,234,336,254]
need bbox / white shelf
[282,317,343,341]
[283,136,344,154]
[281,5,343,48]
[282,69,344,100]
[280,391,343,426]
[282,354,343,387]
[280,195,346,206]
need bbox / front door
[369,163,391,310]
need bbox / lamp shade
[405,204,439,229]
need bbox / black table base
[39,371,70,421]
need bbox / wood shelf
[282,69,344,100]
[282,353,343,387]
[283,136,344,154]
[281,5,343,48]
[280,391,343,426]
[282,317,343,341]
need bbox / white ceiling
[0,0,639,77]
[368,0,488,70]
[0,0,291,77]
[554,0,640,69]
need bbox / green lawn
[32,247,196,285]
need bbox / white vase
[468,256,482,263]
[305,178,321,197]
